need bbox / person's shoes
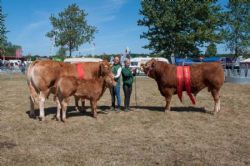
[124,108,129,112]
[116,107,121,113]
[110,106,115,111]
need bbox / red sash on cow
[76,63,85,80]
[176,66,196,105]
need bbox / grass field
[0,73,250,165]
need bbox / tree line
[0,1,249,58]
[138,0,249,58]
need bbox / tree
[224,0,250,57]
[4,42,21,56]
[205,43,217,57]
[46,4,97,57]
[56,47,67,57]
[0,0,8,49]
[138,0,224,58]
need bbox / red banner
[176,66,196,105]
[15,48,22,58]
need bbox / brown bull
[26,60,111,121]
[142,59,224,113]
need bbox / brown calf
[55,74,116,121]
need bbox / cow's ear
[140,63,145,70]
[151,61,156,68]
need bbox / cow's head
[99,60,116,88]
[99,60,112,76]
[104,73,116,88]
[141,59,157,78]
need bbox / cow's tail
[26,61,40,104]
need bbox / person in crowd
[110,56,122,112]
[122,59,136,112]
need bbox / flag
[16,48,22,58]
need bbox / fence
[0,65,27,74]
[224,65,250,84]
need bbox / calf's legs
[81,99,86,113]
[74,96,86,113]
[61,98,70,122]
[74,96,80,112]
[90,100,97,118]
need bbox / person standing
[122,59,136,112]
[111,56,122,112]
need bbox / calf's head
[141,59,157,78]
[104,73,116,88]
[99,60,112,76]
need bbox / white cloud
[86,0,127,25]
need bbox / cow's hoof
[164,109,170,114]
[56,117,60,121]
[62,119,67,123]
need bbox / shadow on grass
[131,105,209,114]
[26,105,210,119]
[26,105,111,119]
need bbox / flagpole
[134,71,138,107]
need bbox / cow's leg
[61,98,70,122]
[55,97,61,121]
[162,88,173,113]
[38,89,50,121]
[81,99,86,113]
[91,100,97,118]
[211,89,220,113]
[74,96,80,112]
[164,96,172,113]
[29,96,36,118]
[38,92,46,121]
[28,84,38,118]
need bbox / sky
[3,0,229,56]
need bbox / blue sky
[3,0,229,56]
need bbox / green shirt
[112,64,121,84]
[122,67,134,86]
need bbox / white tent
[240,58,250,63]
[130,57,169,68]
[130,57,169,75]
[64,57,103,63]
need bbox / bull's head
[141,59,157,78]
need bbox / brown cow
[55,73,116,121]
[142,59,224,113]
[26,60,111,121]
